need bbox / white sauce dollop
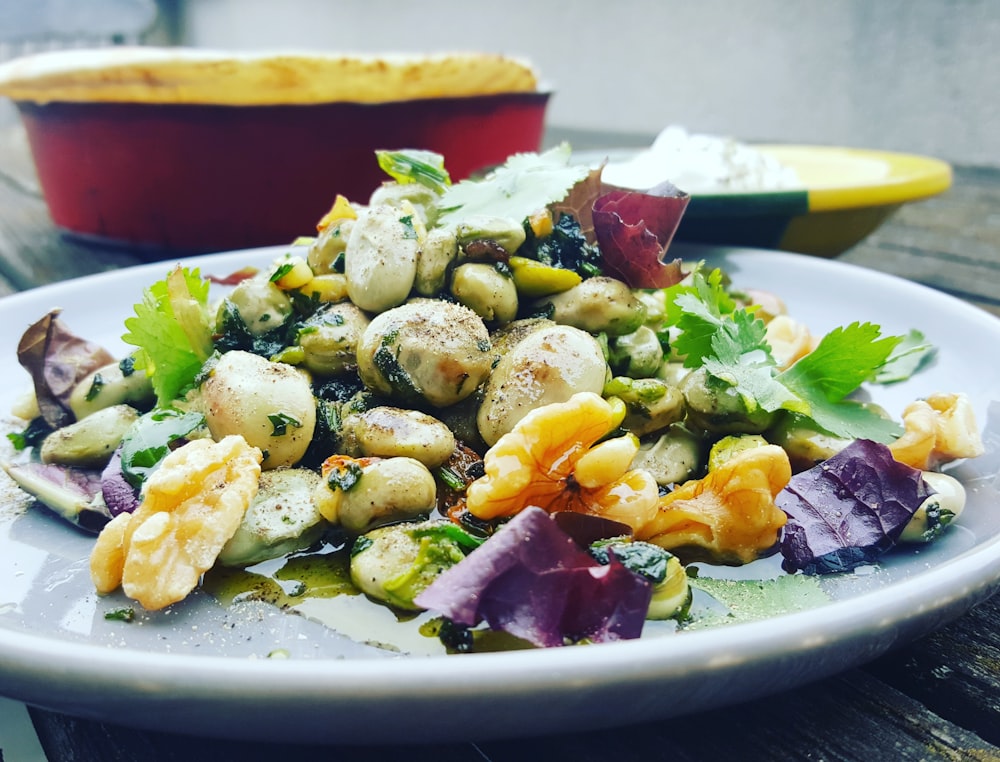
[601,125,803,194]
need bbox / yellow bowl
[673,145,953,257]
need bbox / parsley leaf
[777,322,904,441]
[664,265,910,441]
[122,266,214,406]
[872,329,937,384]
[779,322,901,403]
[437,144,590,227]
[663,267,740,367]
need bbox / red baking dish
[1,49,550,255]
[16,93,550,254]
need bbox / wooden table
[2,124,1000,761]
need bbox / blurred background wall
[2,0,997,167]
[166,0,1000,167]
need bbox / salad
[2,145,985,651]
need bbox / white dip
[601,125,802,194]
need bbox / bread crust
[0,48,539,105]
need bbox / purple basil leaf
[2,460,110,532]
[16,311,115,429]
[414,507,652,647]
[552,511,633,547]
[591,182,690,289]
[102,447,141,516]
[777,439,933,574]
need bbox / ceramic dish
[0,244,997,744]
[0,48,548,254]
[590,146,953,257]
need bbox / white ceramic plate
[1,245,998,744]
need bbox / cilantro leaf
[665,268,909,441]
[778,322,901,403]
[122,266,214,406]
[872,329,937,384]
[663,267,740,366]
[437,143,590,226]
[776,322,904,441]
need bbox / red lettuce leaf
[414,507,652,647]
[101,447,141,516]
[591,182,690,289]
[16,310,115,429]
[2,460,110,532]
[777,439,933,574]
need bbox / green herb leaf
[663,267,740,367]
[327,460,364,492]
[268,412,302,437]
[777,322,904,441]
[437,144,590,227]
[119,408,206,489]
[872,329,937,384]
[122,267,214,406]
[376,149,451,194]
[780,322,901,403]
[270,261,295,283]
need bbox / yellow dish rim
[758,145,953,212]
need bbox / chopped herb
[399,215,418,240]
[328,460,364,492]
[118,355,136,377]
[119,408,206,489]
[104,607,135,623]
[270,261,295,283]
[268,412,302,436]
[7,416,53,451]
[84,372,105,402]
[351,535,374,556]
[435,465,466,491]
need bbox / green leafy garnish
[437,144,590,227]
[664,266,911,441]
[122,266,214,406]
[84,373,105,402]
[872,329,937,383]
[327,460,364,492]
[663,266,742,367]
[777,323,903,440]
[376,149,451,194]
[268,412,302,437]
[119,408,206,489]
[435,465,466,491]
[7,417,53,451]
[270,261,295,283]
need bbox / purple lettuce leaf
[1,460,110,532]
[16,310,115,429]
[591,182,690,289]
[414,507,652,647]
[777,439,933,574]
[101,447,141,516]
